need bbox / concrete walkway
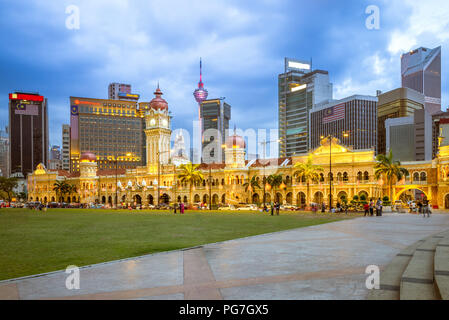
[1,213,449,300]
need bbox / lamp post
[259,139,280,207]
[157,150,171,206]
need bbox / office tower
[193,59,209,162]
[62,124,70,171]
[310,95,378,151]
[200,98,231,163]
[70,95,146,172]
[108,83,140,101]
[401,46,441,115]
[278,58,333,157]
[384,109,432,162]
[377,88,425,155]
[8,92,49,177]
[50,145,61,160]
[0,128,9,177]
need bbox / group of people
[407,199,432,217]
[261,202,281,215]
[363,199,384,217]
[173,202,185,214]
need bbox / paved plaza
[1,213,449,300]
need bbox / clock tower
[144,86,172,174]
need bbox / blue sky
[1,0,448,150]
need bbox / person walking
[375,198,381,216]
[364,202,370,216]
[423,200,431,218]
[417,201,423,216]
[276,202,280,215]
[321,202,326,213]
[180,202,185,214]
[369,200,374,216]
[270,202,274,216]
[174,202,178,214]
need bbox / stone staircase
[368,230,449,300]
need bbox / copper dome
[225,134,246,149]
[149,87,168,111]
[80,152,96,162]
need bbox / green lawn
[0,208,354,280]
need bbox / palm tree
[293,154,323,206]
[243,176,261,204]
[53,180,70,203]
[374,150,409,202]
[67,184,78,203]
[267,173,283,203]
[177,162,204,206]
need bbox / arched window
[221,178,225,185]
[337,173,342,182]
[328,172,333,182]
[413,172,420,182]
[343,172,348,182]
[320,173,325,182]
[364,171,369,181]
[357,172,363,181]
[420,172,427,182]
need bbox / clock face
[162,119,168,127]
[150,119,156,126]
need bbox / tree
[293,154,324,206]
[67,184,78,202]
[243,176,261,204]
[267,173,283,203]
[53,180,70,203]
[374,150,409,202]
[0,177,18,205]
[177,163,204,206]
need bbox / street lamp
[259,139,280,207]
[157,150,171,206]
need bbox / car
[218,205,236,211]
[280,205,298,211]
[236,204,258,211]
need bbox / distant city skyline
[0,0,448,149]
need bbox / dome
[80,152,96,162]
[225,134,246,149]
[149,87,168,111]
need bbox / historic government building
[27,86,449,209]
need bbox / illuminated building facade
[62,124,70,171]
[8,92,49,177]
[278,58,333,157]
[401,46,441,115]
[310,95,378,151]
[69,96,146,172]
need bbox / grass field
[0,208,355,281]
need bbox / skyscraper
[310,95,378,151]
[0,127,9,177]
[69,95,146,172]
[278,58,333,157]
[401,46,441,115]
[200,98,231,163]
[62,124,70,171]
[8,92,49,177]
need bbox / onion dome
[225,129,246,149]
[149,85,168,111]
[193,58,208,105]
[80,152,96,162]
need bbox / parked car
[280,205,298,211]
[218,204,236,211]
[236,204,258,211]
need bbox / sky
[1,0,449,154]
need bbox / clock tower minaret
[144,85,172,174]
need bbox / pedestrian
[180,202,185,214]
[276,202,280,215]
[174,202,178,214]
[376,198,381,216]
[369,200,374,216]
[364,202,370,216]
[345,204,348,215]
[418,201,423,215]
[423,200,431,218]
[270,203,274,216]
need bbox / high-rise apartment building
[8,92,49,177]
[108,83,140,101]
[401,46,441,115]
[279,58,333,157]
[0,128,9,177]
[200,98,231,163]
[69,96,146,172]
[50,145,61,160]
[310,95,378,151]
[62,124,70,171]
[377,88,425,155]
